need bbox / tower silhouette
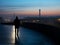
[39,9,41,17]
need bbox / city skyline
[0,0,60,16]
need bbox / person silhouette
[14,16,20,29]
[14,16,20,41]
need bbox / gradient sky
[0,0,60,16]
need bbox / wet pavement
[0,24,54,45]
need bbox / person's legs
[17,28,19,39]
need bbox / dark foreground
[0,24,55,45]
[21,22,60,45]
[0,22,60,45]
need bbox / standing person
[14,16,20,41]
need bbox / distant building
[39,9,41,17]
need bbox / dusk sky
[0,0,60,16]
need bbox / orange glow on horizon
[42,10,60,15]
[14,10,38,15]
[0,10,60,16]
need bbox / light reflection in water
[11,25,20,43]
[11,25,15,43]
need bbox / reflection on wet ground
[19,27,54,45]
[0,24,54,45]
[0,25,15,45]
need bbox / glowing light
[11,25,15,43]
[32,20,36,22]
[57,18,60,21]
[12,26,20,41]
